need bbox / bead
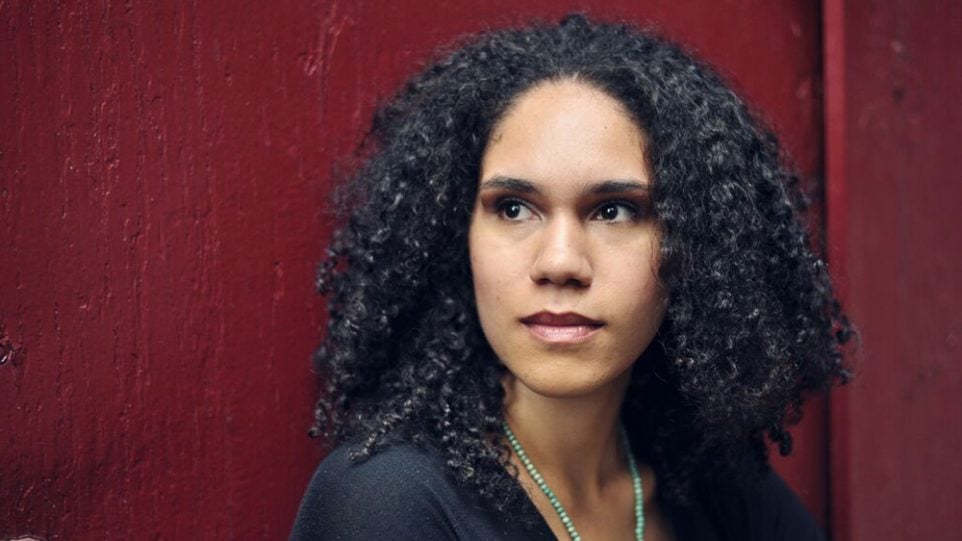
[504,421,645,540]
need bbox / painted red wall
[825,0,962,539]
[2,1,828,538]
[1,2,331,538]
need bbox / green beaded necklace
[503,421,645,541]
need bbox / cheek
[600,239,666,322]
[469,227,504,318]
[472,253,512,305]
[469,225,532,328]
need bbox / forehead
[481,80,649,186]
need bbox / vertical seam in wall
[821,0,849,540]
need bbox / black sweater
[290,443,825,540]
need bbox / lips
[520,311,604,344]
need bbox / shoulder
[744,470,825,541]
[312,441,452,498]
[699,468,826,541]
[290,442,458,541]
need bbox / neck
[502,370,632,496]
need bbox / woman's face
[469,79,668,399]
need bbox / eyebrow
[585,180,651,196]
[478,176,541,194]
[478,175,651,195]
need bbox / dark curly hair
[310,14,851,515]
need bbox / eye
[592,201,638,223]
[496,199,536,221]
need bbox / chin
[507,360,631,400]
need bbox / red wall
[825,0,962,539]
[1,1,331,538]
[4,0,949,538]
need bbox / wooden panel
[825,0,962,539]
[0,1,826,537]
[0,1,330,538]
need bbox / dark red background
[1,1,958,539]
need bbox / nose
[529,216,592,287]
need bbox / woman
[291,14,851,541]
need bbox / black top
[290,443,825,541]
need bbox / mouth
[519,311,605,344]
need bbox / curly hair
[310,14,852,514]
